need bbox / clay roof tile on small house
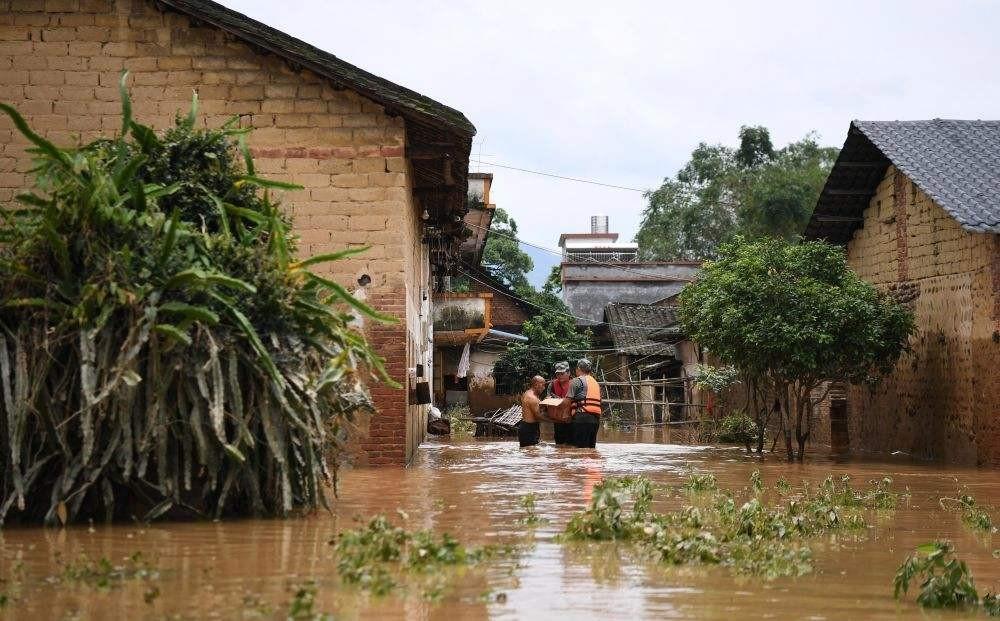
[805,120,1000,242]
[604,303,678,357]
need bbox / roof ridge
[158,0,475,136]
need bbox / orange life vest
[574,374,603,416]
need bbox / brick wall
[469,280,530,329]
[0,0,428,465]
[830,165,1000,465]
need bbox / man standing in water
[569,359,602,448]
[545,361,573,445]
[519,375,546,447]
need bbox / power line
[464,221,697,283]
[470,159,647,193]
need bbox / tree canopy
[492,290,591,389]
[481,207,534,292]
[678,237,914,459]
[636,126,838,261]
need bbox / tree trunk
[779,386,794,461]
[793,385,811,461]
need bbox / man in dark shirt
[569,358,601,448]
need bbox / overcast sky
[226,0,1000,285]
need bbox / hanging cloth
[456,342,471,379]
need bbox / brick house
[0,0,476,466]
[804,120,1000,466]
[432,173,534,414]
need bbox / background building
[557,217,700,327]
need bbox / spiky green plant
[0,74,394,525]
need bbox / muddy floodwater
[1,429,999,620]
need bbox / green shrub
[0,75,391,525]
[894,542,980,610]
[563,472,901,579]
[717,412,758,449]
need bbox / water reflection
[0,433,997,620]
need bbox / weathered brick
[349,215,388,231]
[1,0,426,467]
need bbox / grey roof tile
[604,303,678,357]
[855,120,1000,232]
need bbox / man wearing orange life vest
[568,358,602,448]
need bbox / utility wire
[470,159,647,193]
[464,221,698,283]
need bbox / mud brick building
[805,120,1000,465]
[0,0,476,465]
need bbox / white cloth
[456,342,471,378]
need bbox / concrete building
[0,0,475,466]
[557,217,700,327]
[804,120,1000,466]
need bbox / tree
[481,207,533,292]
[543,264,563,294]
[493,291,590,390]
[635,126,838,261]
[678,237,915,460]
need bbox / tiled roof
[805,120,1000,242]
[604,303,678,357]
[159,0,475,136]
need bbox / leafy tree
[543,264,563,294]
[678,237,914,460]
[636,126,838,261]
[481,207,533,291]
[493,291,590,390]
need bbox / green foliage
[563,472,901,579]
[679,237,915,459]
[941,494,998,534]
[985,592,1000,616]
[636,126,838,261]
[481,207,534,291]
[692,364,740,393]
[493,290,591,389]
[55,552,160,591]
[563,477,653,541]
[519,492,548,526]
[681,473,717,494]
[287,581,332,621]
[0,76,391,525]
[717,412,758,449]
[894,542,983,611]
[543,264,563,294]
[331,515,506,598]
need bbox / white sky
[225,0,1000,285]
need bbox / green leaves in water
[287,581,332,621]
[0,72,393,525]
[518,493,549,526]
[893,541,999,615]
[54,552,160,592]
[330,515,511,598]
[562,472,903,579]
[940,493,998,534]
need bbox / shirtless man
[519,375,546,447]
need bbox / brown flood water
[1,428,998,620]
